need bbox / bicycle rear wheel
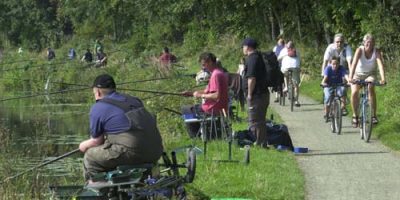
[333,99,342,134]
[363,101,373,142]
[289,84,294,112]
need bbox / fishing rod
[0,149,80,184]
[0,58,38,66]
[119,88,185,96]
[0,87,90,102]
[0,60,68,72]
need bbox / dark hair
[163,47,169,53]
[330,56,339,62]
[198,52,217,63]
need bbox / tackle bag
[266,123,294,151]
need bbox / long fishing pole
[0,87,90,102]
[119,88,185,96]
[0,149,80,184]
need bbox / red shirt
[159,53,176,65]
[201,68,229,114]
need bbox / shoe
[342,108,348,116]
[352,116,358,128]
[372,116,379,124]
[295,101,301,107]
[274,98,279,103]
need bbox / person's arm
[349,48,361,81]
[346,46,353,68]
[321,60,328,76]
[321,76,328,86]
[375,49,386,84]
[247,77,256,100]
[79,136,104,152]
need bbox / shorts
[324,87,345,105]
[281,68,300,85]
[353,71,377,82]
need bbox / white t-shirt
[278,47,301,71]
[355,46,377,73]
[323,43,352,68]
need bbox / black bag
[266,123,294,151]
[234,129,256,147]
[261,51,284,91]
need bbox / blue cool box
[294,147,308,153]
[183,114,195,120]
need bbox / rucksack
[266,123,294,151]
[261,51,284,91]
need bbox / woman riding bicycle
[321,57,349,119]
[349,34,386,128]
[278,41,301,107]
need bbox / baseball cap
[92,74,116,89]
[242,38,258,48]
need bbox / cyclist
[349,33,386,127]
[273,38,285,103]
[278,41,301,107]
[321,57,349,119]
[321,33,352,75]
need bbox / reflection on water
[0,96,90,178]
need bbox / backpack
[266,123,294,151]
[261,51,284,91]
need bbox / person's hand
[79,141,88,153]
[321,83,328,87]
[181,91,193,97]
[193,91,202,98]
[380,79,387,85]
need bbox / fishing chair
[183,109,234,160]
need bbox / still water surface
[0,95,91,179]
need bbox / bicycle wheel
[289,83,294,112]
[363,101,373,142]
[359,94,364,139]
[334,99,342,134]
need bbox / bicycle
[352,80,383,142]
[321,83,347,134]
[285,69,295,112]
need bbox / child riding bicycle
[321,57,349,119]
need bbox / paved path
[270,95,400,200]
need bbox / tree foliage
[0,0,399,65]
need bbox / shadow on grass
[187,184,210,200]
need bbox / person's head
[330,56,340,70]
[163,47,170,53]
[242,38,258,55]
[92,74,116,100]
[286,41,295,49]
[334,33,345,49]
[278,38,285,46]
[199,52,217,71]
[363,33,375,50]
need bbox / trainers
[342,108,348,116]
[274,98,279,103]
[295,101,301,107]
[372,116,379,124]
[352,116,358,128]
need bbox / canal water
[0,94,91,180]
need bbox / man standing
[242,38,268,148]
[322,33,352,75]
[79,74,163,183]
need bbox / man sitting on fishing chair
[79,74,163,184]
[182,52,229,138]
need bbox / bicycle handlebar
[320,83,348,88]
[351,80,386,86]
